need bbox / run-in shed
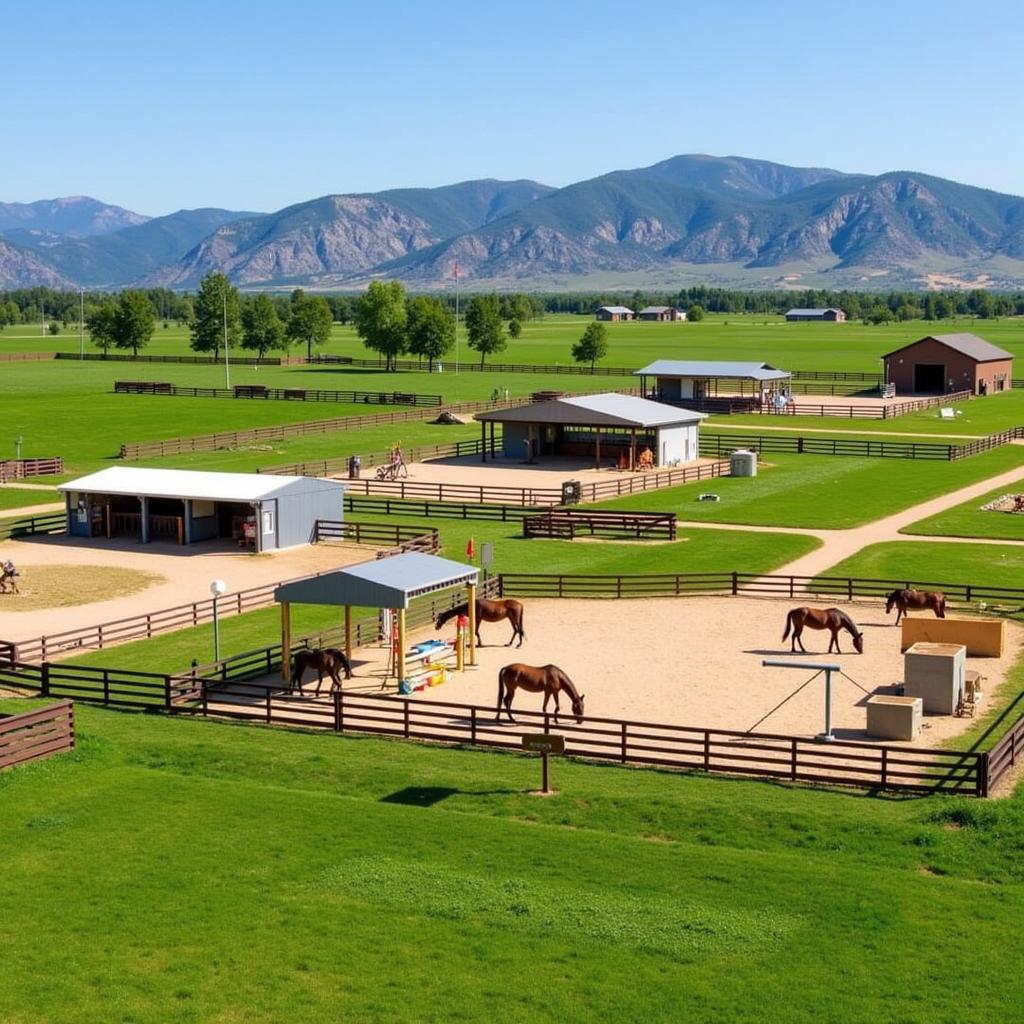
[59,466,344,551]
[274,552,480,684]
[634,360,791,402]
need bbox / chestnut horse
[782,607,864,654]
[291,647,352,695]
[496,663,584,724]
[885,589,946,625]
[436,598,525,648]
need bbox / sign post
[521,733,565,794]
[481,542,494,581]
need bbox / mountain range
[4,155,1024,291]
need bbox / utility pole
[79,288,85,360]
[454,258,460,376]
[222,284,231,389]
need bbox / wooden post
[344,605,352,663]
[281,602,291,685]
[397,608,407,683]
[480,420,487,463]
[630,428,637,471]
[595,426,601,469]
[467,581,477,666]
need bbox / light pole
[210,579,227,661]
[79,288,85,360]
[222,285,231,389]
[15,434,22,460]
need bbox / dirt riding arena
[283,596,1021,748]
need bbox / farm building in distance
[882,334,1014,395]
[595,306,634,321]
[637,306,687,321]
[784,308,846,322]
[59,467,345,551]
[634,360,791,406]
[475,393,705,468]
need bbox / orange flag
[466,537,475,560]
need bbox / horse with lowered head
[291,647,352,695]
[496,663,584,724]
[886,589,946,625]
[436,598,525,648]
[782,607,864,654]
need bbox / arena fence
[113,381,442,406]
[0,700,75,770]
[522,509,677,541]
[343,495,542,523]
[0,457,65,482]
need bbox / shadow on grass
[380,785,520,807]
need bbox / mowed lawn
[597,447,1024,528]
[0,486,60,511]
[902,480,1024,541]
[1,704,1024,1023]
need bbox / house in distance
[637,306,687,321]
[882,333,1013,395]
[784,307,846,322]
[595,306,634,321]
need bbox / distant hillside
[0,237,74,289]
[0,196,147,238]
[6,158,1024,290]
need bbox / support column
[140,495,150,543]
[280,602,291,684]
[481,420,487,463]
[490,422,496,460]
[344,605,352,663]
[397,608,407,683]
[595,426,601,470]
[630,429,637,472]
[64,492,72,536]
[467,581,477,667]
[183,499,192,545]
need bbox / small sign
[481,542,494,569]
[521,733,565,754]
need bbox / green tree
[190,273,242,358]
[86,300,118,355]
[286,289,334,360]
[464,294,506,368]
[508,318,522,339]
[113,290,157,356]
[571,321,609,371]
[241,293,287,359]
[406,295,454,372]
[48,321,60,336]
[354,280,408,371]
[687,303,705,322]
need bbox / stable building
[634,360,791,404]
[595,306,634,321]
[59,467,345,551]
[785,307,846,322]
[637,306,686,321]
[882,334,1014,395]
[474,393,705,468]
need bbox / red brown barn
[882,333,1013,395]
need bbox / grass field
[902,482,1024,541]
[819,539,1024,590]
[0,486,58,510]
[2,703,1023,1023]
[596,448,1024,528]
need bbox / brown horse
[782,607,864,654]
[291,647,352,695]
[496,663,584,724]
[885,589,946,625]
[436,598,525,648]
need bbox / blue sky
[4,0,1023,214]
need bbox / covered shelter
[474,392,705,469]
[882,334,1013,395]
[273,552,480,684]
[595,306,634,321]
[785,308,846,322]
[637,306,686,321]
[59,466,344,551]
[635,360,791,404]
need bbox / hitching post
[761,659,841,742]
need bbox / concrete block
[900,617,1004,657]
[904,642,966,715]
[866,695,923,741]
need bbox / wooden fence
[114,381,442,407]
[343,495,542,523]
[313,519,440,555]
[0,457,65,482]
[0,700,75,770]
[986,714,1024,791]
[700,433,954,460]
[523,509,676,540]
[0,511,65,541]
[57,352,302,366]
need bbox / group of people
[761,387,796,414]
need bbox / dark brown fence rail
[523,509,676,540]
[57,352,302,366]
[343,495,542,522]
[0,700,75,769]
[313,519,439,555]
[0,457,65,482]
[114,381,442,407]
[986,714,1024,791]
[0,511,66,541]
[700,433,955,460]
[261,437,494,477]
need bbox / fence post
[164,675,172,710]
[731,572,738,596]
[791,739,798,781]
[266,690,272,724]
[40,662,51,697]
[977,752,988,798]
[333,689,342,732]
[620,722,627,763]
[404,700,410,738]
[881,748,888,789]
[703,731,711,771]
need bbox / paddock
[212,595,1022,748]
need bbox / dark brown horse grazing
[496,663,584,724]
[782,607,864,654]
[885,589,946,625]
[291,647,352,695]
[436,598,525,648]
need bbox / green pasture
[3,312,1022,373]
[0,487,59,511]
[903,481,1024,541]
[2,703,1024,1022]
[819,539,1024,592]
[596,448,1024,529]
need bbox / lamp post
[210,579,227,662]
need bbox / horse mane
[551,665,580,702]
[834,609,859,633]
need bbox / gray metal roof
[597,306,634,314]
[785,308,843,316]
[475,392,705,428]
[274,552,479,610]
[634,360,791,382]
[882,333,1013,363]
[60,466,345,503]
[638,306,676,314]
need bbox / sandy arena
[330,596,1021,747]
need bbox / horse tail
[496,665,508,711]
[782,611,793,642]
[517,603,525,640]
